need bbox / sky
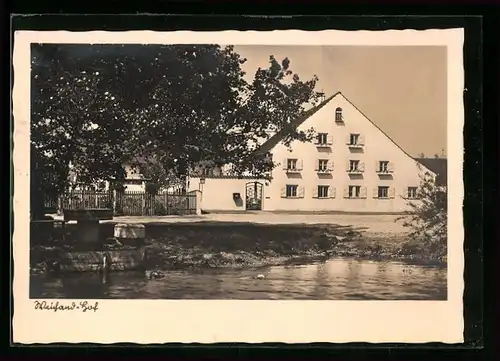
[233,45,447,158]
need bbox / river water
[30,258,447,300]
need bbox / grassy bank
[30,221,446,274]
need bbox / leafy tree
[31,44,323,215]
[396,169,447,261]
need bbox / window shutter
[313,135,319,145]
[313,187,318,198]
[327,135,334,145]
[361,187,367,199]
[373,187,378,198]
[346,134,351,145]
[376,161,381,172]
[388,162,394,173]
[282,159,288,170]
[346,160,351,172]
[281,187,286,198]
[298,187,305,198]
[359,162,365,172]
[359,134,365,145]
[330,187,336,198]
[343,187,349,198]
[327,160,334,170]
[297,159,303,170]
[389,187,396,199]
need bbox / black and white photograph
[13,28,464,344]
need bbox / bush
[396,170,447,261]
[154,200,167,216]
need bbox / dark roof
[414,158,448,186]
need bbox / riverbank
[141,224,446,270]
[30,221,446,275]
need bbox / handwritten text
[33,300,99,313]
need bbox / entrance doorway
[245,181,263,210]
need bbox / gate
[245,181,263,210]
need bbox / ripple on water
[30,258,447,300]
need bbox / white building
[188,92,438,213]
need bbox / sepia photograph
[13,28,464,344]
[28,43,448,300]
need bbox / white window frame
[317,133,328,145]
[318,159,329,171]
[378,186,389,199]
[287,158,298,170]
[407,186,418,199]
[335,107,343,122]
[348,185,361,198]
[317,185,329,198]
[286,184,298,198]
[349,160,359,172]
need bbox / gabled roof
[255,92,418,161]
[253,91,439,178]
[255,92,340,155]
[414,158,448,186]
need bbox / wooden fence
[45,191,197,216]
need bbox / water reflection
[30,258,447,300]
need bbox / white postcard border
[13,29,464,344]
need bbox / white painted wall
[189,177,269,211]
[263,93,433,212]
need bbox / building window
[335,107,343,122]
[315,133,332,147]
[379,161,389,173]
[317,185,329,198]
[348,185,361,198]
[317,133,328,145]
[349,160,360,172]
[349,133,360,145]
[286,185,298,198]
[347,133,364,147]
[318,159,329,172]
[407,186,418,199]
[378,186,389,199]
[283,158,302,172]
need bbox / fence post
[164,191,167,214]
[57,195,63,216]
[112,189,117,215]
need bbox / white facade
[116,164,148,192]
[189,93,435,213]
[264,93,433,212]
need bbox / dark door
[245,182,263,210]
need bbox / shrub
[154,200,167,216]
[396,170,447,261]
